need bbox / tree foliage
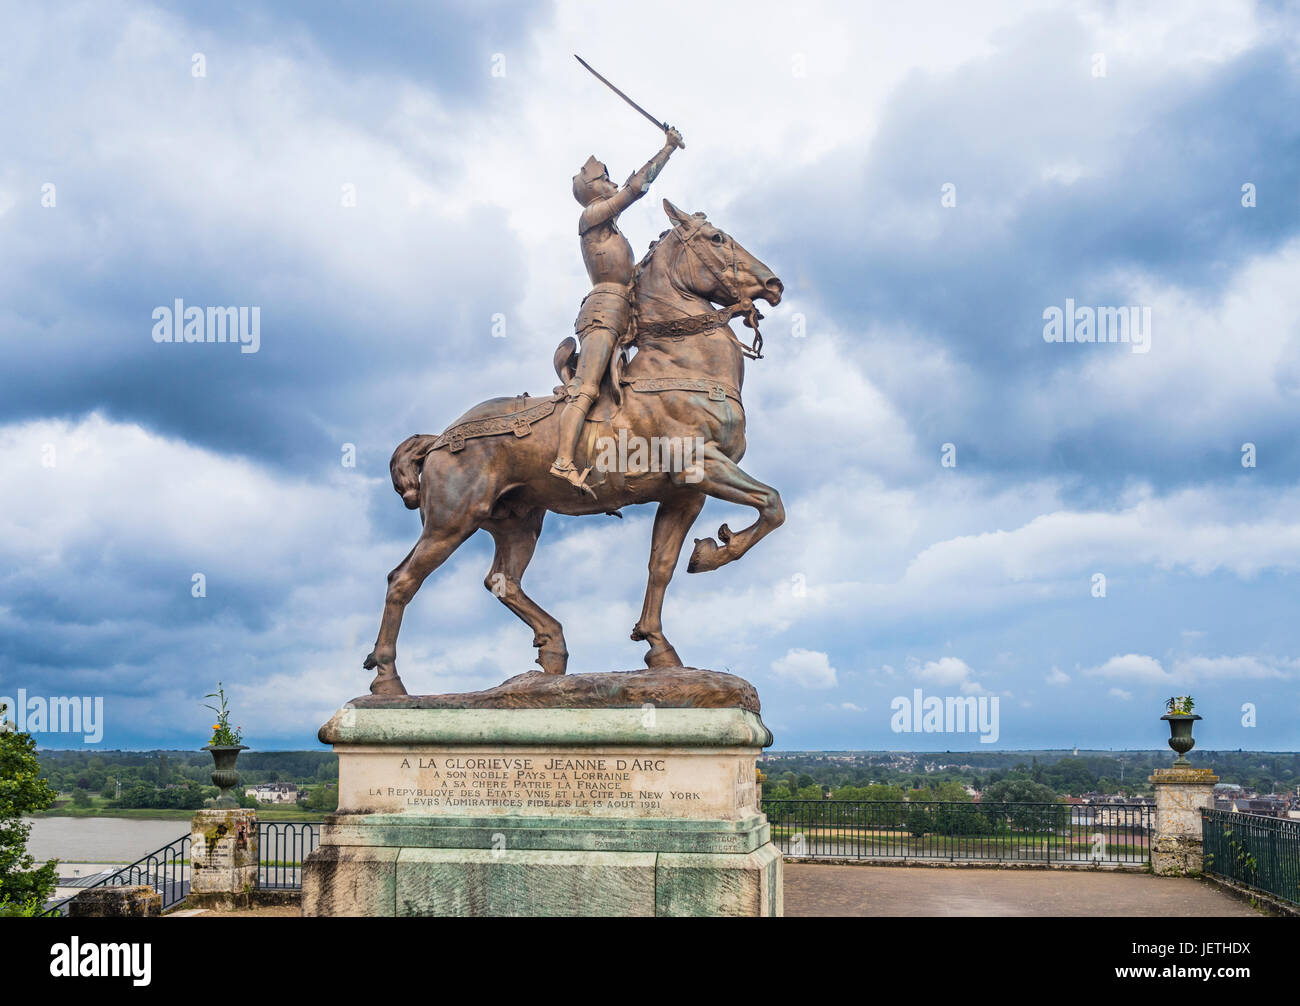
[0,705,58,908]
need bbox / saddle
[552,337,741,419]
[429,393,561,453]
[429,341,743,456]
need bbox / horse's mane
[635,229,673,275]
[637,212,707,279]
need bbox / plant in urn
[1161,695,1200,766]
[202,682,247,807]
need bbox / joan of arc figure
[550,126,685,495]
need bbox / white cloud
[1108,688,1133,701]
[1040,240,1300,452]
[683,474,1300,651]
[1171,655,1300,681]
[0,413,559,737]
[770,648,838,689]
[1045,667,1070,686]
[911,656,989,696]
[1085,654,1170,682]
[1079,652,1300,689]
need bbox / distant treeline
[759,750,1299,798]
[36,748,1297,803]
[36,750,339,805]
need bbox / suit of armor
[551,129,683,495]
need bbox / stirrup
[550,460,597,499]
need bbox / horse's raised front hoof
[687,536,727,573]
[537,646,568,675]
[369,672,408,696]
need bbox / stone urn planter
[1160,713,1200,766]
[204,744,248,807]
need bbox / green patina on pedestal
[323,811,770,853]
[303,700,782,917]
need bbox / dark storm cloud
[0,174,527,471]
[735,15,1300,491]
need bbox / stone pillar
[1149,767,1218,876]
[189,807,258,909]
[69,885,162,918]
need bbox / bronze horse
[363,199,785,695]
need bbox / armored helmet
[572,155,610,205]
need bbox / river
[24,817,190,863]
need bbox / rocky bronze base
[303,688,781,917]
[347,666,761,714]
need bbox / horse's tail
[390,434,439,510]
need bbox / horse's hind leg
[483,509,568,674]
[364,518,477,695]
[632,494,705,668]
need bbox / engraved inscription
[370,755,690,811]
[341,748,759,820]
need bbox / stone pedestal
[1149,766,1218,876]
[303,696,782,917]
[189,808,258,909]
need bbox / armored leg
[551,326,617,496]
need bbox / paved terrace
[783,864,1261,917]
[168,863,1263,917]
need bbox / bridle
[636,219,765,360]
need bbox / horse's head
[658,199,783,310]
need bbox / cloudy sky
[2,0,1298,751]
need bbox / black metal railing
[762,800,1152,864]
[42,819,324,916]
[1202,809,1300,906]
[259,821,320,890]
[43,833,191,917]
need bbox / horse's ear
[663,199,692,226]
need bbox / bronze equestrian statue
[362,69,784,698]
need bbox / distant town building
[1230,795,1289,818]
[245,782,298,804]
